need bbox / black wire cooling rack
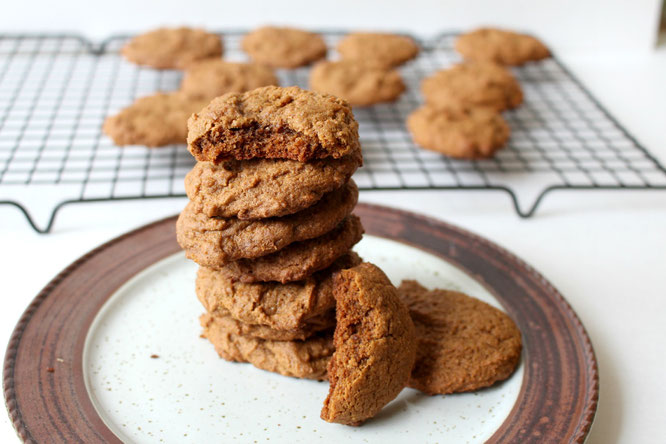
[1,31,665,232]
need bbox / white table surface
[2,48,666,443]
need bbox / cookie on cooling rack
[121,27,223,70]
[309,60,406,106]
[241,26,327,68]
[398,280,522,395]
[407,105,510,159]
[336,32,419,69]
[180,60,278,100]
[103,92,208,147]
[421,62,523,112]
[456,27,550,66]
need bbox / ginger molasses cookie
[121,27,223,70]
[398,280,522,395]
[456,27,550,66]
[421,62,523,112]
[321,263,416,426]
[184,155,360,219]
[103,92,208,147]
[407,105,510,159]
[241,26,327,68]
[201,314,334,380]
[215,215,364,283]
[309,60,406,106]
[336,32,419,69]
[203,311,335,341]
[187,86,361,163]
[196,252,361,331]
[180,60,278,101]
[178,181,358,264]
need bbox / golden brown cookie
[187,86,361,163]
[398,280,522,395]
[309,60,406,106]
[407,105,510,159]
[456,27,550,66]
[103,92,208,147]
[321,263,416,426]
[201,313,334,380]
[336,32,419,69]
[180,60,279,100]
[421,62,523,112]
[202,311,335,341]
[178,181,358,265]
[121,27,223,70]
[215,215,364,283]
[184,155,360,219]
[196,252,361,331]
[241,26,327,68]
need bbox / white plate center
[83,235,523,443]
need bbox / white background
[0,0,663,52]
[2,1,666,443]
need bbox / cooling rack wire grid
[0,31,664,232]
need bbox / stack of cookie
[176,85,364,380]
[408,27,550,159]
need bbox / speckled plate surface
[4,204,598,443]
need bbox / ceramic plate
[4,204,598,443]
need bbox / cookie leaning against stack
[176,85,364,380]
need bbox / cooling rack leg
[0,201,57,234]
[507,188,557,218]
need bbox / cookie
[178,181,358,265]
[241,26,327,68]
[309,60,406,106]
[397,280,522,395]
[336,32,419,69]
[455,28,550,66]
[421,62,523,112]
[196,252,361,331]
[201,313,334,380]
[202,311,334,341]
[407,105,510,159]
[103,92,208,147]
[187,86,361,163]
[184,155,360,219]
[121,27,223,70]
[180,60,279,101]
[321,263,416,426]
[215,215,364,283]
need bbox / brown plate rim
[3,203,598,443]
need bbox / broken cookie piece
[321,263,416,426]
